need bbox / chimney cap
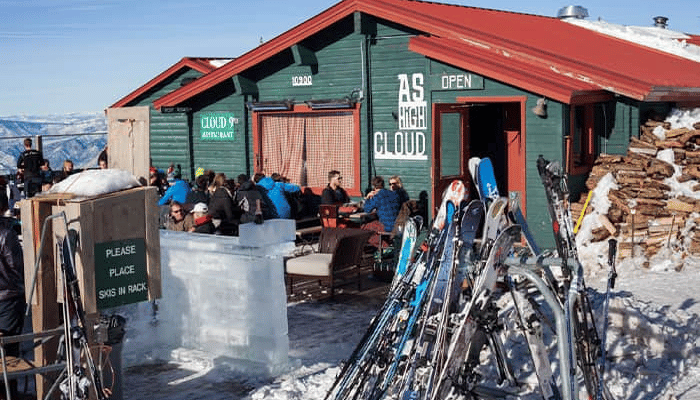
[557,5,589,19]
[653,16,669,28]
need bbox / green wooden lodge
[109,0,700,249]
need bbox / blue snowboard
[478,157,500,202]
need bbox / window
[254,108,361,196]
[568,104,595,174]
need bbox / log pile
[575,119,700,259]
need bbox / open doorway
[432,97,526,214]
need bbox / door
[432,104,470,211]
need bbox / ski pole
[597,238,617,400]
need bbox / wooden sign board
[48,186,161,314]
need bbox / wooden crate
[23,186,161,315]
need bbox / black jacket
[208,187,240,235]
[0,217,23,301]
[17,149,43,178]
[234,181,267,224]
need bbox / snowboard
[477,157,500,203]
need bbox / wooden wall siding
[191,92,249,179]
[367,22,432,202]
[149,111,192,177]
[251,20,369,187]
[124,68,205,177]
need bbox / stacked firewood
[576,119,700,259]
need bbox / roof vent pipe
[653,16,668,28]
[557,5,589,19]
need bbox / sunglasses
[390,181,398,185]
[171,209,184,214]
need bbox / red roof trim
[110,57,219,109]
[153,1,362,110]
[410,36,609,104]
[687,35,700,47]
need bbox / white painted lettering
[99,288,117,299]
[128,282,148,293]
[109,265,135,278]
[105,245,136,258]
[374,131,428,160]
[441,74,473,90]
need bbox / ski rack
[25,211,111,400]
[504,254,585,400]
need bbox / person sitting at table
[389,175,410,205]
[321,170,349,205]
[361,176,402,247]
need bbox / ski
[59,232,110,400]
[482,197,508,247]
[477,157,500,204]
[391,216,420,289]
[536,156,610,400]
[369,183,466,399]
[507,191,541,256]
[325,181,465,400]
[508,277,561,400]
[597,239,617,400]
[429,224,521,400]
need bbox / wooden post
[21,198,61,399]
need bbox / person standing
[321,170,349,205]
[16,137,43,197]
[207,173,240,235]
[234,174,267,224]
[257,173,300,219]
[0,189,25,397]
[158,171,191,206]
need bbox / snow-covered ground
[120,260,700,400]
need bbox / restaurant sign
[200,112,238,141]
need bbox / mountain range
[0,113,108,175]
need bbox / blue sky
[1,0,697,116]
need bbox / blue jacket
[158,179,191,206]
[257,177,300,219]
[363,189,401,232]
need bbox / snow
[565,18,700,63]
[46,168,141,198]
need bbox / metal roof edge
[409,36,607,104]
[110,57,217,109]
[154,0,361,109]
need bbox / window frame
[251,103,362,197]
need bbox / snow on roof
[209,59,233,68]
[565,18,700,63]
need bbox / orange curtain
[305,112,355,189]
[261,114,305,182]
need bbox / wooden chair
[319,204,339,228]
[285,227,373,297]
